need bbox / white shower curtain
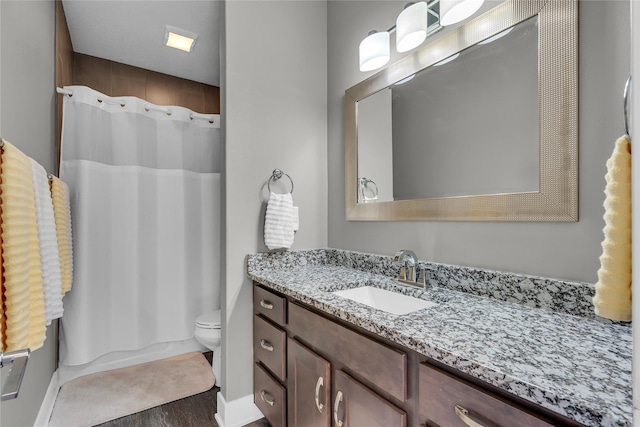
[59,86,220,366]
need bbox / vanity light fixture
[440,0,485,26]
[396,2,429,53]
[164,25,198,52]
[358,0,484,73]
[359,30,391,72]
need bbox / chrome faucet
[394,250,434,289]
[394,249,418,285]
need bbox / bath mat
[48,352,215,427]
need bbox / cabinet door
[333,370,406,427]
[288,338,331,427]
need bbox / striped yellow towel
[593,135,632,321]
[51,176,72,294]
[0,139,47,351]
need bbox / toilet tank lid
[196,311,221,328]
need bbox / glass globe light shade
[359,31,390,72]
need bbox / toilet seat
[196,311,221,329]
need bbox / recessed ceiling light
[164,25,198,52]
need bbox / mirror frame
[345,0,577,221]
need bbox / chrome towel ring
[268,169,294,194]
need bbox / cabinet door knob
[259,299,274,310]
[314,376,324,413]
[455,405,497,427]
[259,339,274,352]
[260,390,275,407]
[334,390,344,427]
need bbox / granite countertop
[247,250,632,427]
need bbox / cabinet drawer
[334,370,406,427]
[418,363,554,427]
[254,285,286,325]
[254,315,286,381]
[288,302,407,402]
[254,363,286,427]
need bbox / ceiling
[62,0,220,87]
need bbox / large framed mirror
[345,0,577,221]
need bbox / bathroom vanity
[248,249,632,427]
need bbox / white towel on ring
[30,159,64,325]
[264,192,297,250]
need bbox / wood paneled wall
[73,53,220,115]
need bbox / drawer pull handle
[314,376,324,413]
[334,391,344,427]
[260,339,274,352]
[260,299,274,310]
[455,405,495,427]
[260,390,275,407]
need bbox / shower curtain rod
[56,87,73,96]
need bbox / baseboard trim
[214,392,263,427]
[34,369,60,427]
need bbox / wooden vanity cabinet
[253,282,580,427]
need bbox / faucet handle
[416,264,436,288]
[405,261,415,282]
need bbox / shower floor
[94,352,270,427]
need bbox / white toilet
[194,310,222,387]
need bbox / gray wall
[0,1,58,426]
[222,0,327,402]
[328,0,631,283]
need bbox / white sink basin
[332,286,437,315]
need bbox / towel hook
[624,75,631,137]
[267,169,294,194]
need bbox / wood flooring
[94,353,270,427]
[95,385,270,427]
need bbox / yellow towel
[51,176,72,294]
[0,139,47,351]
[593,135,632,321]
